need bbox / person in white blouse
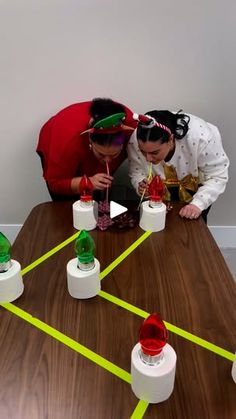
[128,110,229,221]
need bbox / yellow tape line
[164,321,235,362]
[21,228,151,280]
[21,231,80,276]
[18,225,234,363]
[100,231,152,280]
[99,290,149,318]
[99,291,235,362]
[130,400,149,419]
[1,301,131,384]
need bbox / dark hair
[137,110,190,144]
[89,98,126,146]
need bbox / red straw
[106,162,110,204]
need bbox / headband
[81,112,135,135]
[133,113,172,136]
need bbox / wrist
[71,177,82,193]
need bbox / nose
[146,154,154,162]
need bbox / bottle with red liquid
[73,175,98,231]
[79,175,94,206]
[148,175,164,208]
[139,313,167,365]
[131,312,177,403]
[139,175,167,232]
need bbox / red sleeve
[36,101,137,196]
[36,102,91,195]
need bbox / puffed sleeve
[191,123,229,211]
[127,132,147,192]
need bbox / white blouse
[127,114,229,211]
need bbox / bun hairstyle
[90,98,125,125]
[136,110,190,144]
[174,110,190,139]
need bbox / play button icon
[110,201,128,219]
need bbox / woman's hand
[179,204,202,219]
[89,173,113,190]
[138,179,149,196]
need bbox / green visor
[92,112,126,129]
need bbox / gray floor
[221,248,236,281]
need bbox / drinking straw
[137,163,153,210]
[106,162,110,205]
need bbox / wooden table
[0,201,235,418]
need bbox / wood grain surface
[0,201,235,419]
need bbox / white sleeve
[191,124,229,211]
[127,133,147,193]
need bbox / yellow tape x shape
[1,228,235,419]
[1,230,151,418]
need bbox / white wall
[0,0,235,225]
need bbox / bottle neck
[149,200,162,209]
[139,349,164,366]
[0,260,12,273]
[80,200,93,208]
[77,260,95,271]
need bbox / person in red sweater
[37,98,137,200]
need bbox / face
[137,136,174,164]
[90,142,123,164]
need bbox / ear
[88,117,94,127]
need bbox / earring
[89,143,92,150]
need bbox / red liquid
[79,175,94,202]
[139,313,167,356]
[148,175,164,202]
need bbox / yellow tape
[21,228,151,280]
[21,231,80,276]
[164,321,235,361]
[1,302,131,384]
[130,400,149,419]
[99,290,149,318]
[18,220,234,364]
[100,231,152,280]
[1,217,233,419]
[99,291,235,362]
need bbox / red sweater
[37,101,137,195]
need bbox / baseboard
[0,224,236,248]
[208,226,236,248]
[0,224,23,244]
